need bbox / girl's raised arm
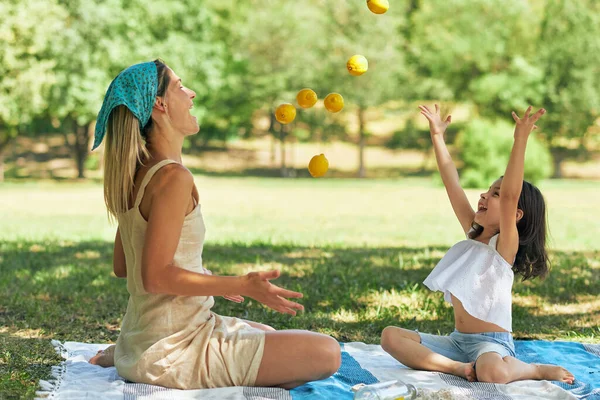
[497,106,546,262]
[420,104,474,234]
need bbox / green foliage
[409,0,536,101]
[536,0,600,149]
[0,0,65,147]
[84,154,100,171]
[387,120,430,151]
[457,119,553,188]
[2,0,599,177]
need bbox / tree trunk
[0,150,5,182]
[279,124,287,177]
[66,119,91,179]
[0,134,12,182]
[551,148,564,179]
[269,113,277,166]
[357,106,366,178]
[75,123,92,179]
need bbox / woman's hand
[512,106,546,139]
[203,268,246,303]
[241,270,304,316]
[419,104,452,138]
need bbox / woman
[90,59,341,390]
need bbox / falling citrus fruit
[324,93,344,113]
[347,55,369,76]
[367,0,389,14]
[296,88,318,108]
[275,103,296,124]
[308,154,329,178]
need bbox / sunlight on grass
[330,309,360,323]
[33,265,74,282]
[1,177,598,251]
[0,178,598,398]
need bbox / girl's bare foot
[89,345,115,367]
[452,362,477,382]
[535,364,575,384]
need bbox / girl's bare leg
[475,353,574,384]
[381,326,476,382]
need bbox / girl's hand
[203,268,246,303]
[512,106,546,139]
[241,270,304,316]
[419,104,452,138]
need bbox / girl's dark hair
[513,180,549,280]
[141,59,170,139]
[469,179,549,281]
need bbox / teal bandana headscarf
[92,61,158,150]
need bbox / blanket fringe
[34,340,69,399]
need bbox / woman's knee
[313,335,341,377]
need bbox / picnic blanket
[36,340,600,399]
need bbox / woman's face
[163,69,199,135]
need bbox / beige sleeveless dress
[113,159,265,389]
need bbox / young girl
[380,104,574,385]
[88,60,341,389]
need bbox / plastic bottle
[353,380,418,400]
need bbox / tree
[535,0,600,177]
[0,0,65,181]
[224,0,328,176]
[48,0,139,179]
[408,0,600,178]
[47,0,226,178]
[318,1,409,177]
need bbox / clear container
[353,380,418,400]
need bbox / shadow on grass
[1,239,598,342]
[0,332,63,400]
[1,239,598,398]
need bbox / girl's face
[163,69,199,135]
[474,178,503,231]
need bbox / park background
[0,0,599,398]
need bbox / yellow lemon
[275,103,296,124]
[296,88,318,108]
[324,93,344,113]
[308,154,329,178]
[347,55,369,76]
[367,0,389,14]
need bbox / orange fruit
[324,93,344,113]
[308,154,329,178]
[296,88,318,108]
[275,103,296,124]
[347,55,369,76]
[367,0,389,14]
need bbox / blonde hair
[103,105,149,223]
[102,59,170,223]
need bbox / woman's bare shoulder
[137,162,194,209]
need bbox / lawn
[0,176,599,399]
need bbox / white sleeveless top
[423,234,514,332]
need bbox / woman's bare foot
[535,364,575,384]
[452,362,477,382]
[89,345,116,367]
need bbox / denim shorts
[417,330,516,364]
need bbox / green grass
[1,176,599,398]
